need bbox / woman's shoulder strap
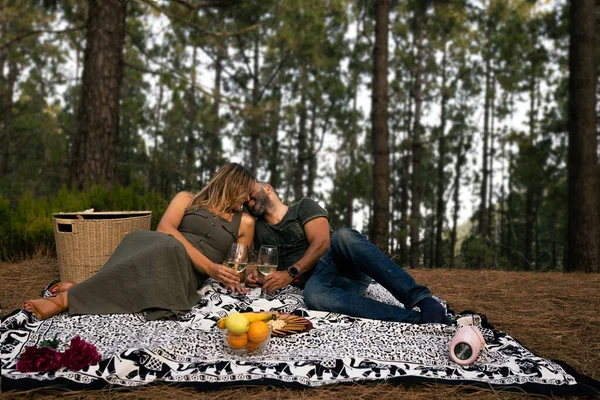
[232,210,243,226]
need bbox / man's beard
[247,190,272,218]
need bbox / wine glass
[257,245,278,298]
[226,243,248,274]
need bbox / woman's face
[231,185,251,212]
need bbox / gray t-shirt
[254,198,333,288]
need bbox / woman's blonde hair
[187,163,255,215]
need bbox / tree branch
[171,0,239,10]
[0,25,86,51]
[124,25,246,90]
[235,35,255,79]
[257,50,290,102]
[124,60,160,75]
[300,99,336,162]
[125,47,245,110]
[137,0,259,37]
[194,40,247,88]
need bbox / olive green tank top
[178,207,242,283]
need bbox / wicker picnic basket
[52,211,152,283]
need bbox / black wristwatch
[287,265,300,282]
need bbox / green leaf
[38,338,61,349]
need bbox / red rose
[61,336,102,371]
[16,346,62,373]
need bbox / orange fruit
[245,341,260,352]
[247,321,270,343]
[226,333,248,350]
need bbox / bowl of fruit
[218,312,275,354]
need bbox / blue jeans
[304,228,432,323]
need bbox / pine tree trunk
[150,82,163,191]
[268,87,281,189]
[0,6,10,179]
[0,61,16,179]
[479,56,491,239]
[399,77,412,267]
[428,208,435,268]
[307,102,317,198]
[208,41,224,176]
[0,4,5,92]
[249,30,260,177]
[345,157,355,227]
[534,194,542,268]
[284,130,293,203]
[70,0,127,190]
[390,137,397,252]
[0,14,5,178]
[434,46,448,268]
[294,65,308,200]
[499,142,507,261]
[450,135,464,269]
[345,5,364,230]
[499,171,505,260]
[185,45,198,191]
[566,0,599,272]
[524,187,535,270]
[551,221,557,269]
[346,96,359,228]
[507,153,514,266]
[400,145,409,265]
[371,0,390,252]
[524,60,538,271]
[488,74,496,245]
[410,4,424,266]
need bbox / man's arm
[262,216,330,293]
[290,216,330,274]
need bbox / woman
[24,163,255,321]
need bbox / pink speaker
[449,325,486,365]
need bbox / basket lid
[53,211,152,220]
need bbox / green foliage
[0,192,54,261]
[459,235,497,270]
[0,186,169,261]
[1,0,596,272]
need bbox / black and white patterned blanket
[1,281,598,396]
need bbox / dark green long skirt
[68,231,206,321]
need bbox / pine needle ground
[1,259,598,399]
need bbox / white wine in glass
[257,245,278,298]
[227,261,248,273]
[258,264,277,275]
[226,243,248,274]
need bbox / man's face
[245,185,272,218]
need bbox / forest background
[1,0,599,273]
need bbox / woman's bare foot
[23,292,69,320]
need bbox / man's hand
[263,271,293,293]
[245,267,262,288]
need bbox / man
[245,182,450,325]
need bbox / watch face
[288,266,299,277]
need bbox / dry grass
[1,259,598,399]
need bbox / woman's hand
[207,262,248,294]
